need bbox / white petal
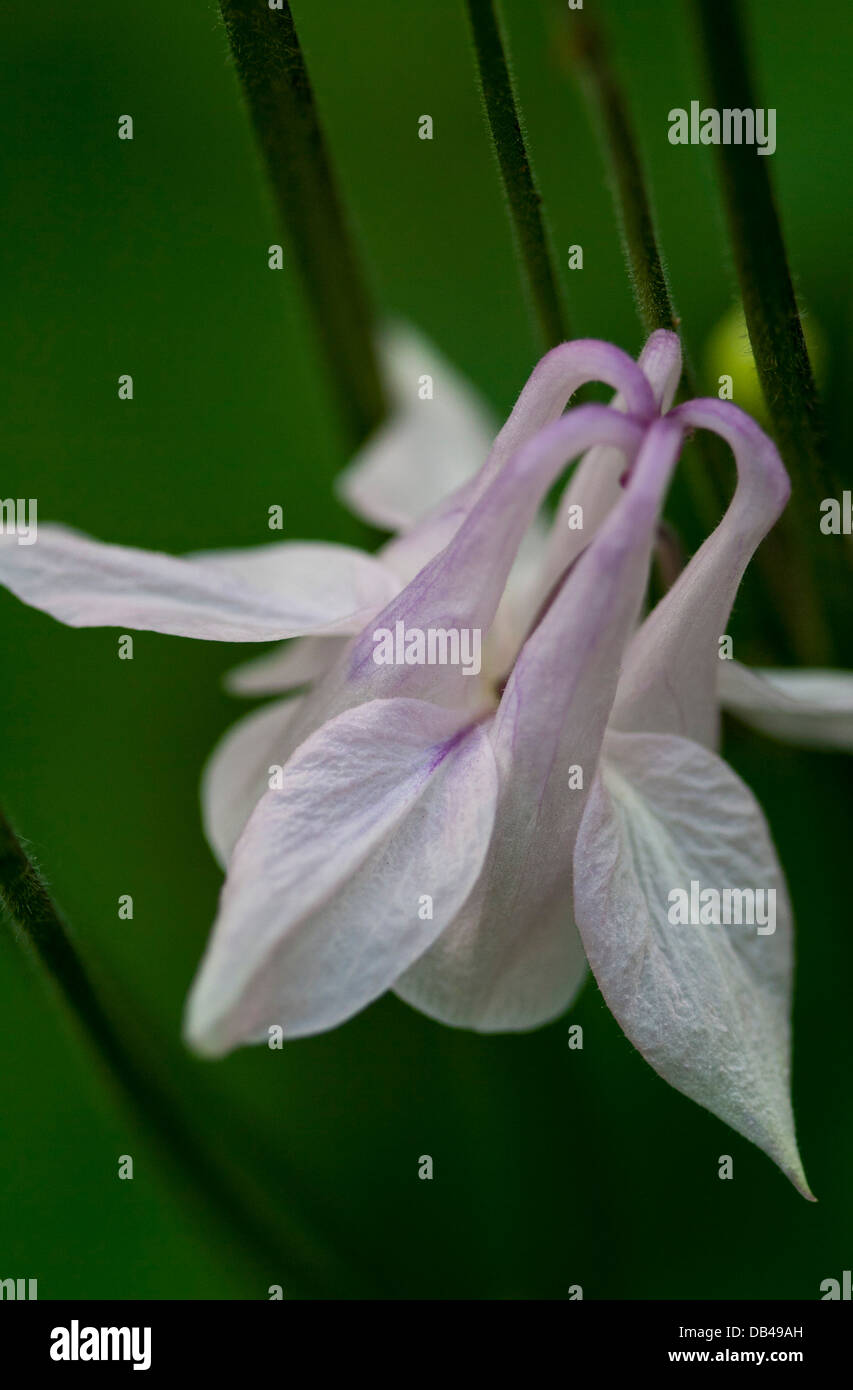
[574,730,812,1198]
[484,516,552,678]
[396,879,586,1033]
[201,697,305,867]
[186,542,401,633]
[184,699,498,1054]
[337,322,498,531]
[224,636,344,696]
[0,527,400,641]
[720,661,853,750]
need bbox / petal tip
[785,1160,817,1203]
[181,988,232,1061]
[769,1133,814,1201]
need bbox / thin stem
[0,806,340,1293]
[567,12,728,528]
[219,0,386,450]
[693,0,844,659]
[465,0,571,349]
[692,0,829,498]
[571,14,677,338]
[566,8,833,663]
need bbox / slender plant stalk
[465,0,571,349]
[692,0,827,496]
[571,15,677,338]
[219,0,386,450]
[693,0,845,658]
[563,8,832,662]
[567,11,727,531]
[0,805,346,1294]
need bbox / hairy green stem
[563,7,832,662]
[571,14,677,338]
[567,12,728,533]
[465,0,571,348]
[219,0,386,449]
[692,0,828,496]
[0,806,344,1293]
[693,0,844,659]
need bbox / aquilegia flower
[3,327,850,1196]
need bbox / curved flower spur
[2,329,837,1197]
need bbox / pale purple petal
[381,338,657,587]
[270,405,644,787]
[640,328,684,415]
[610,400,791,747]
[574,729,812,1198]
[345,405,644,708]
[540,330,682,594]
[184,699,498,1055]
[0,527,401,642]
[398,418,685,1029]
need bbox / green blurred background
[1,0,850,1298]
